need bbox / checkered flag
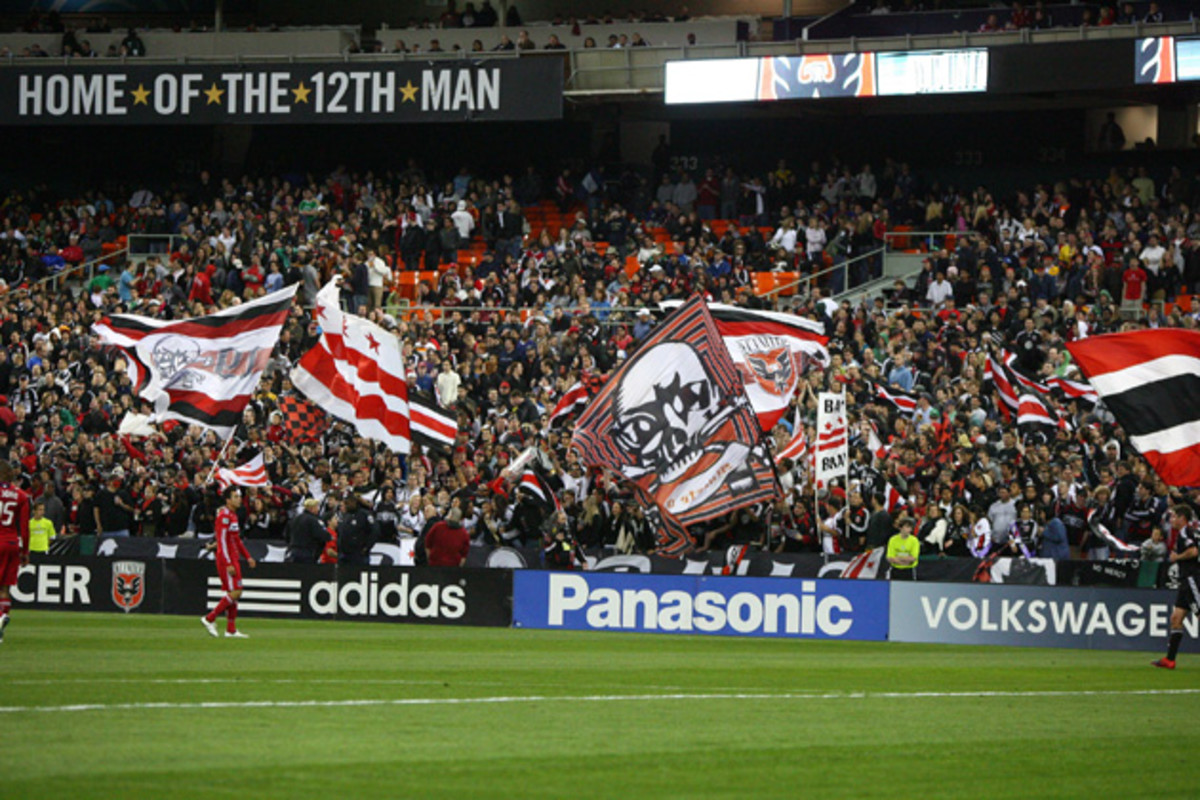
[278,394,329,443]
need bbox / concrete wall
[0,29,357,58]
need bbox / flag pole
[203,428,238,486]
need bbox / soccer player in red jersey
[0,461,31,644]
[201,488,256,638]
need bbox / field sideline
[0,611,1196,799]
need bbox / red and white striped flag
[291,280,411,453]
[214,454,270,491]
[92,285,297,437]
[1017,394,1057,427]
[1045,374,1099,404]
[1068,329,1200,487]
[410,396,458,452]
[1002,350,1050,394]
[987,352,1021,419]
[776,426,808,464]
[874,382,917,414]
[884,482,908,513]
[548,381,590,428]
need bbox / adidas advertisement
[512,572,889,640]
[164,561,510,626]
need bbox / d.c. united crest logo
[738,337,796,398]
[112,560,145,613]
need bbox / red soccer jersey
[0,482,31,555]
[214,506,249,564]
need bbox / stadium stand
[3,150,1199,565]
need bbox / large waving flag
[92,285,296,436]
[1067,329,1200,486]
[291,280,411,453]
[661,301,828,431]
[572,295,779,542]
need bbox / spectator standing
[886,518,919,579]
[285,498,331,564]
[425,508,470,567]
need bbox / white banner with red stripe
[815,392,847,490]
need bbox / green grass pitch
[0,611,1196,799]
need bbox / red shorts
[0,544,21,588]
[217,560,243,593]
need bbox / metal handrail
[760,245,887,300]
[7,246,128,298]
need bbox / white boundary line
[2,688,1198,715]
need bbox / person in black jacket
[286,498,331,563]
[336,494,378,565]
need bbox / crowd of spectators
[2,151,1200,568]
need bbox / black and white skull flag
[571,296,780,544]
[92,285,297,436]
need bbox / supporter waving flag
[872,381,917,414]
[290,279,412,453]
[214,454,270,491]
[1067,329,1200,487]
[547,380,591,428]
[661,300,828,431]
[1045,374,1099,405]
[92,285,297,437]
[985,352,1021,419]
[571,295,779,548]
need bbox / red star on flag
[366,332,380,353]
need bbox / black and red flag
[1067,329,1200,487]
[571,295,780,549]
[277,394,330,443]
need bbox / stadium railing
[8,245,129,300]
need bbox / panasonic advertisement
[512,572,889,640]
[890,582,1199,653]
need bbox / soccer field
[0,612,1196,799]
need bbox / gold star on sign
[399,80,418,103]
[204,83,225,105]
[292,81,312,104]
[131,83,150,105]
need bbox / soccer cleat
[0,613,9,643]
[225,630,249,639]
[201,616,219,638]
[1151,658,1176,670]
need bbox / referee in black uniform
[1153,505,1199,670]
